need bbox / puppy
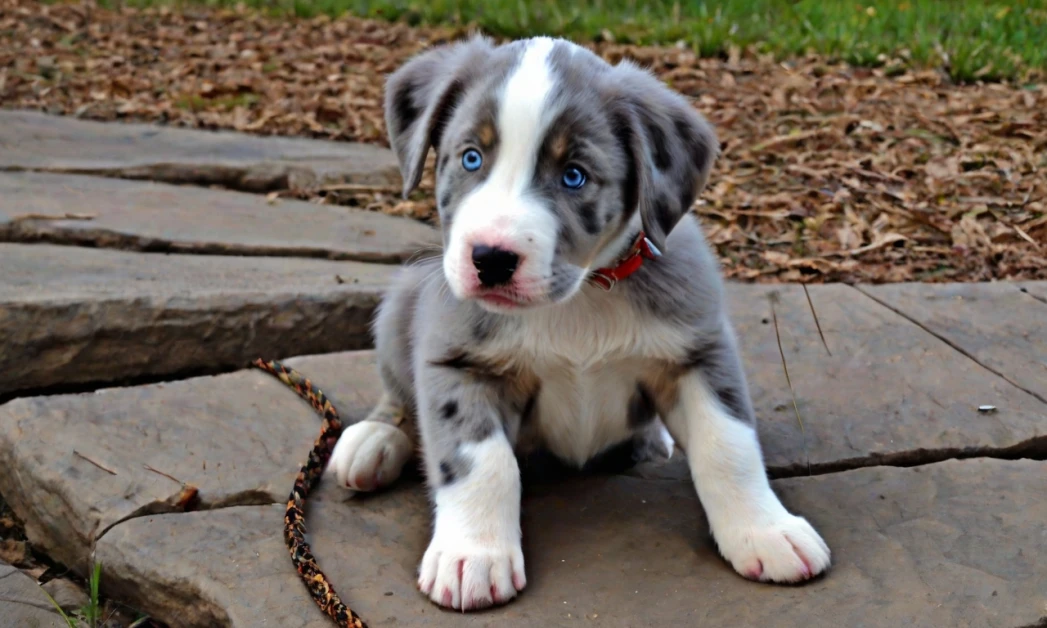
[328,35,830,611]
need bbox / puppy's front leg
[665,341,830,583]
[415,364,526,611]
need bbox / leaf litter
[1,0,1044,284]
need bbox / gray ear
[384,36,494,198]
[611,61,719,251]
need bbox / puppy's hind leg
[328,270,425,493]
[328,392,414,493]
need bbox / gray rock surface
[1020,281,1047,302]
[862,281,1047,404]
[726,283,1047,476]
[0,110,401,192]
[0,351,383,572]
[94,458,1047,628]
[0,561,66,628]
[40,578,88,613]
[0,244,397,395]
[0,172,439,264]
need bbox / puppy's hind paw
[328,421,412,492]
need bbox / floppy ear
[611,62,719,252]
[384,36,494,198]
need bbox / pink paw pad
[745,560,764,580]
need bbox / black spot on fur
[471,418,495,441]
[439,461,457,485]
[439,152,450,173]
[683,341,754,423]
[626,383,657,428]
[652,195,676,239]
[441,400,458,420]
[557,221,576,249]
[520,391,539,425]
[683,344,712,370]
[678,178,697,216]
[439,190,452,210]
[611,110,640,219]
[715,385,748,422]
[579,201,600,235]
[674,112,711,173]
[428,350,504,379]
[428,79,464,150]
[645,118,672,171]
[392,81,420,135]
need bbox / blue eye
[462,149,483,172]
[562,167,587,189]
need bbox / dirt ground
[1,0,1045,284]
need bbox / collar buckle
[587,231,659,292]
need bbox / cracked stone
[0,561,66,627]
[0,244,397,395]
[729,283,1047,477]
[862,281,1047,404]
[0,110,401,193]
[1019,282,1047,303]
[93,458,1047,628]
[5,282,1047,573]
[0,172,440,264]
[0,351,383,573]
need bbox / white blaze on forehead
[490,37,558,194]
[442,37,566,303]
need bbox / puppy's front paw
[417,534,526,611]
[715,513,830,583]
[328,421,412,492]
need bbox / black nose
[471,245,519,287]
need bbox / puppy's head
[385,36,718,312]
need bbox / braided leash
[253,358,368,628]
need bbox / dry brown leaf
[0,0,1043,284]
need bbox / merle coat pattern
[327,35,831,611]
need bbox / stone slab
[0,244,396,394]
[726,284,1047,476]
[95,458,1047,628]
[5,283,1047,568]
[0,172,439,264]
[0,110,401,192]
[0,561,66,628]
[0,351,383,573]
[861,282,1047,404]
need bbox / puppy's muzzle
[471,245,520,287]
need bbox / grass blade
[802,283,832,356]
[769,291,811,476]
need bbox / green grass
[104,0,1047,82]
[41,562,104,628]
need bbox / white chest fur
[481,288,688,465]
[530,357,649,464]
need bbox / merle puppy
[327,35,830,611]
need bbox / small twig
[769,292,811,476]
[802,284,832,356]
[317,183,402,194]
[73,450,117,476]
[143,464,182,485]
[11,212,96,222]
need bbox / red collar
[588,232,661,291]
